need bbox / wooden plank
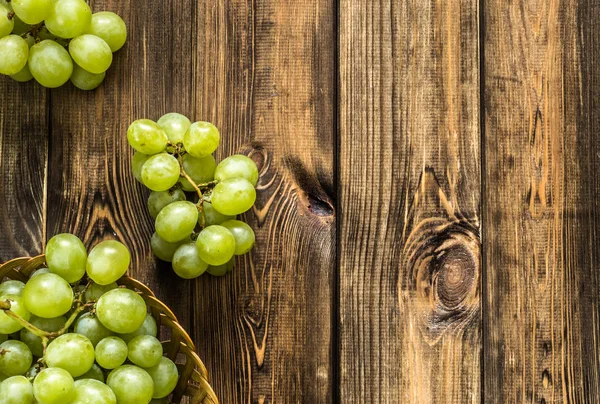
[0,79,48,260]
[46,0,195,327]
[483,0,600,401]
[339,1,481,402]
[191,1,336,402]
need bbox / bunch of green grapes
[127,113,258,279]
[0,0,126,90]
[0,233,180,403]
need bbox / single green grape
[183,121,220,158]
[9,62,33,82]
[22,273,73,318]
[69,34,112,74]
[46,233,87,284]
[33,367,75,404]
[0,280,25,296]
[0,4,14,38]
[19,315,66,357]
[127,119,168,155]
[179,154,216,191]
[157,112,191,144]
[211,177,257,216]
[145,357,179,399]
[45,0,91,39]
[72,379,117,404]
[28,40,73,88]
[11,14,31,36]
[0,375,33,404]
[141,153,181,192]
[96,288,146,334]
[74,312,113,347]
[132,151,150,183]
[11,0,51,24]
[0,340,32,376]
[172,243,208,279]
[106,365,154,404]
[0,34,28,75]
[150,232,188,262]
[206,259,234,277]
[95,336,128,370]
[215,154,259,186]
[70,63,105,90]
[45,333,95,377]
[118,313,157,344]
[86,240,131,285]
[127,335,163,368]
[0,295,30,333]
[221,220,256,255]
[195,225,236,266]
[148,188,186,218]
[74,363,104,383]
[155,201,199,243]
[201,202,235,226]
[87,11,127,52]
[84,282,117,302]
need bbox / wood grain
[191,1,336,402]
[339,1,481,402]
[483,0,600,401]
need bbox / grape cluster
[0,233,179,403]
[127,113,258,279]
[0,0,126,90]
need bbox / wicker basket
[0,255,219,404]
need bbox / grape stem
[7,11,14,20]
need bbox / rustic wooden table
[1,1,599,403]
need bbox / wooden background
[1,0,599,402]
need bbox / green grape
[11,15,30,36]
[0,340,32,376]
[141,153,181,192]
[84,282,117,302]
[183,121,220,158]
[172,243,208,279]
[127,119,168,155]
[86,240,131,285]
[132,151,149,183]
[150,399,169,404]
[215,154,259,186]
[0,375,33,404]
[69,34,112,74]
[30,267,50,278]
[148,188,186,218]
[145,357,178,399]
[211,178,257,216]
[46,233,87,284]
[96,288,146,334]
[221,220,255,255]
[206,259,234,277]
[70,63,105,90]
[19,315,66,357]
[87,11,127,52]
[74,312,113,347]
[0,280,25,296]
[0,34,28,75]
[127,335,162,368]
[179,154,216,191]
[11,0,51,24]
[33,367,75,404]
[95,336,127,370]
[9,62,33,82]
[118,313,157,344]
[157,113,191,144]
[72,379,117,404]
[45,333,95,377]
[28,40,73,88]
[150,232,187,262]
[195,225,236,266]
[45,0,91,38]
[106,365,154,404]
[201,202,235,226]
[22,273,72,318]
[0,4,14,38]
[155,201,199,243]
[75,363,104,383]
[0,295,30,334]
